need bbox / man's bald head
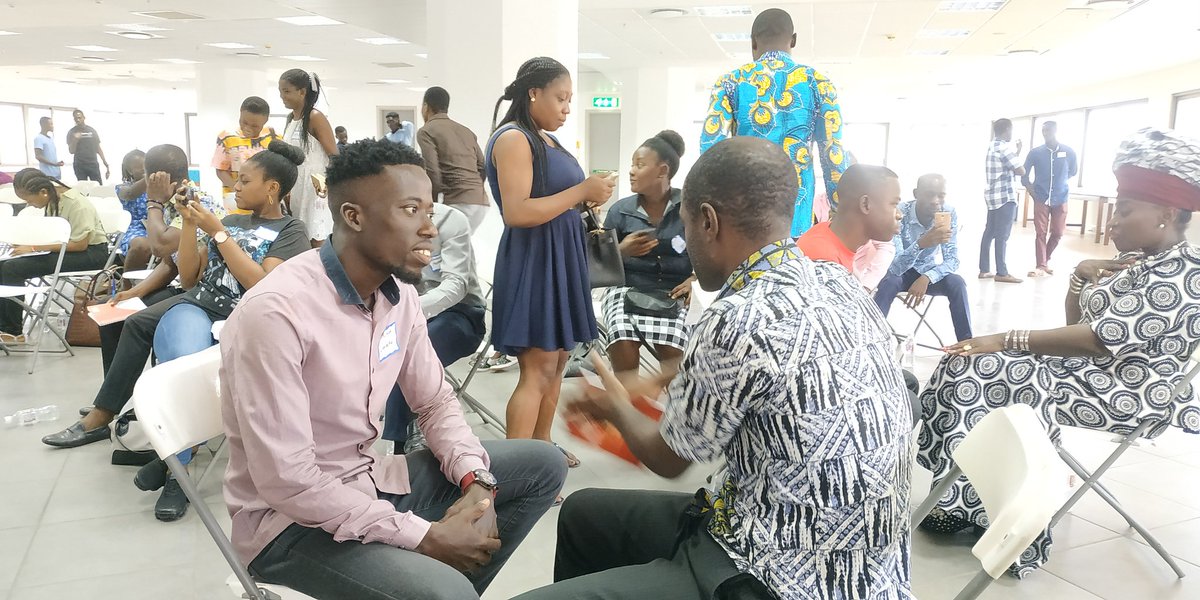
[683,136,796,239]
[751,8,796,58]
[144,144,189,183]
[836,164,903,242]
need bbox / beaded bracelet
[1005,329,1031,353]
[1068,274,1085,294]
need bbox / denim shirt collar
[618,188,682,221]
[319,239,401,307]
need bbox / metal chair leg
[953,569,996,600]
[912,464,963,526]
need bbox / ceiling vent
[132,10,205,20]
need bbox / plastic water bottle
[902,337,916,371]
[3,405,60,427]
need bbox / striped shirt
[984,139,1021,210]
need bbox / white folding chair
[88,196,124,213]
[1046,347,1200,580]
[0,216,75,372]
[892,292,947,352]
[0,204,11,217]
[73,180,100,195]
[912,404,1073,600]
[443,282,506,435]
[132,346,316,600]
[17,205,44,218]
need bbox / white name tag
[430,253,442,273]
[1055,151,1067,159]
[252,226,279,242]
[379,323,400,361]
[671,235,686,254]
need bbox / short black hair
[385,111,400,119]
[334,125,346,134]
[423,87,450,114]
[144,144,189,183]
[240,96,270,116]
[1043,120,1058,130]
[992,118,1012,137]
[327,139,425,222]
[838,164,899,207]
[752,8,794,44]
[72,109,83,117]
[683,137,795,237]
[39,116,52,127]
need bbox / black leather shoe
[78,407,92,417]
[42,422,110,448]
[135,458,169,492]
[155,477,190,522]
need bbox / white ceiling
[0,0,1196,107]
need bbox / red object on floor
[566,396,663,466]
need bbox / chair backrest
[0,215,71,246]
[88,196,123,213]
[132,345,224,457]
[951,403,1071,578]
[17,205,44,218]
[1,204,11,217]
[97,207,132,236]
[74,180,100,194]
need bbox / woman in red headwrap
[914,128,1200,577]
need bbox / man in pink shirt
[220,139,566,599]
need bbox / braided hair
[281,69,322,151]
[13,168,70,217]
[491,57,570,194]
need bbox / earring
[530,96,536,102]
[1158,223,1166,229]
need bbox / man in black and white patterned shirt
[514,137,914,600]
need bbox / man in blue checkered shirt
[979,118,1026,283]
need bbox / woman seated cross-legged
[916,128,1200,578]
[41,140,313,519]
[602,130,694,385]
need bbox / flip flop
[553,442,581,468]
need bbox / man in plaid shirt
[979,118,1026,283]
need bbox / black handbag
[582,207,625,289]
[624,289,681,319]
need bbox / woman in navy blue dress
[486,57,615,453]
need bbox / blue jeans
[979,201,1017,276]
[383,304,486,442]
[153,302,217,465]
[875,269,973,342]
[249,439,567,599]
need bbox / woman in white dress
[278,69,338,244]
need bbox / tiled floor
[2,220,1198,599]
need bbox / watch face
[475,470,497,488]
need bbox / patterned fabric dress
[917,241,1200,577]
[660,240,915,599]
[282,119,332,241]
[700,51,849,237]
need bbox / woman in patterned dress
[279,69,338,245]
[917,128,1200,578]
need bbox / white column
[192,65,272,198]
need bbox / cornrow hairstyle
[121,149,145,183]
[491,56,570,194]
[13,168,70,217]
[281,68,322,151]
[640,130,686,179]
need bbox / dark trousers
[903,369,921,426]
[383,304,486,443]
[0,244,108,335]
[99,287,184,375]
[1034,202,1068,268]
[248,439,567,599]
[92,294,223,414]
[73,162,102,183]
[513,488,771,600]
[978,201,1017,276]
[875,269,973,342]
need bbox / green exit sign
[592,96,621,109]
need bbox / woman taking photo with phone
[601,131,693,384]
[486,57,615,473]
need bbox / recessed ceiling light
[157,58,201,64]
[415,53,428,59]
[356,37,407,45]
[938,0,1006,11]
[281,55,326,61]
[235,51,263,57]
[109,31,159,40]
[106,23,170,32]
[713,33,751,42]
[132,10,204,20]
[206,42,254,49]
[376,62,414,68]
[368,79,410,85]
[47,61,81,65]
[0,31,20,36]
[578,52,610,60]
[648,8,688,18]
[1007,48,1042,56]
[78,56,115,62]
[693,6,752,17]
[918,28,972,38]
[276,15,343,26]
[909,49,950,56]
[68,45,118,52]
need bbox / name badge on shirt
[430,253,442,273]
[379,322,400,362]
[252,226,279,242]
[671,235,686,254]
[1056,151,1067,159]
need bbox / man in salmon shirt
[796,163,902,284]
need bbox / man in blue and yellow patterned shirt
[700,8,849,237]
